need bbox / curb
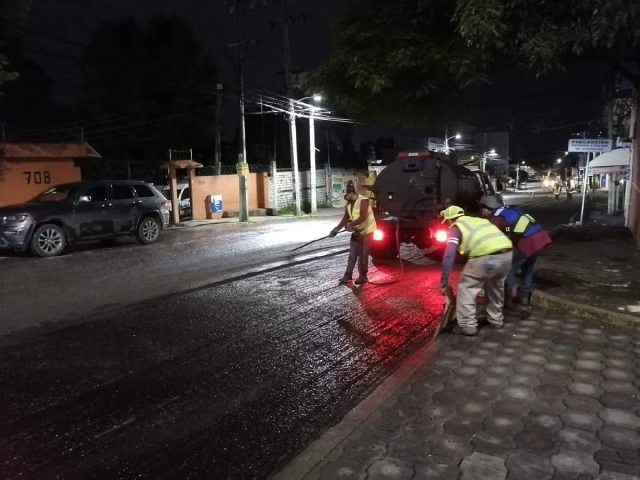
[531,289,640,332]
[271,334,453,480]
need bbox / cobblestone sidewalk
[299,311,640,480]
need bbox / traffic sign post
[569,139,613,225]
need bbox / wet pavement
[0,191,581,479]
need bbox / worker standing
[479,197,552,309]
[440,206,513,336]
[566,184,573,203]
[553,183,561,202]
[330,184,377,285]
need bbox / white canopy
[589,148,631,168]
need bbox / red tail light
[162,198,169,205]
[373,229,384,241]
[435,229,448,243]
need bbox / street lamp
[557,158,562,164]
[444,130,462,154]
[299,95,323,215]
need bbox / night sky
[19,0,605,161]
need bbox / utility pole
[215,83,223,175]
[309,105,317,215]
[227,0,249,222]
[282,0,302,217]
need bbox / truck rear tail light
[435,229,448,243]
[161,198,169,205]
[373,229,384,241]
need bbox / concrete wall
[0,159,81,207]
[628,102,640,245]
[191,173,269,219]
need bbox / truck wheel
[136,216,161,245]
[30,224,66,257]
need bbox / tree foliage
[304,0,490,125]
[80,16,219,159]
[0,0,31,92]
[455,0,640,85]
[306,0,640,125]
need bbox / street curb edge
[532,290,640,331]
[270,334,453,480]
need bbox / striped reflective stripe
[465,222,496,248]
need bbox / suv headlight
[5,215,28,223]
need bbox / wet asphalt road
[0,191,577,479]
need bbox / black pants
[345,233,372,278]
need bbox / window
[112,184,134,200]
[133,185,155,198]
[33,185,81,202]
[84,185,108,203]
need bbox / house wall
[0,158,81,207]
[191,173,269,219]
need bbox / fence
[77,160,167,185]
[196,164,271,176]
[268,167,331,212]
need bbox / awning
[589,148,631,174]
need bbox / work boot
[339,276,353,284]
[489,322,504,329]
[355,276,369,285]
[453,325,478,336]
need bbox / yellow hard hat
[440,205,465,223]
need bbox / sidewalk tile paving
[300,310,640,480]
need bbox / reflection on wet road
[0,194,569,479]
[0,241,444,479]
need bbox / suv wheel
[31,224,66,257]
[136,216,161,245]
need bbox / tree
[454,0,640,87]
[0,0,31,92]
[79,16,219,160]
[306,0,640,125]
[303,0,491,125]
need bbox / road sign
[568,139,613,153]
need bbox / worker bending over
[479,196,552,308]
[330,184,377,285]
[440,206,513,336]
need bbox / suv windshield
[32,186,81,202]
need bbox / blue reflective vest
[492,207,542,239]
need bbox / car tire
[30,224,66,258]
[136,216,161,245]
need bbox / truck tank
[373,153,483,221]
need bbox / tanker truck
[367,150,504,259]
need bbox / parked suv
[0,181,170,257]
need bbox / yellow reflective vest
[347,195,377,235]
[453,216,512,258]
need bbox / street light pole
[309,107,317,215]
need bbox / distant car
[0,181,170,257]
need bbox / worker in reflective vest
[480,196,552,308]
[330,184,377,285]
[440,206,513,336]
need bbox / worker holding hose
[440,206,513,336]
[329,184,377,285]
